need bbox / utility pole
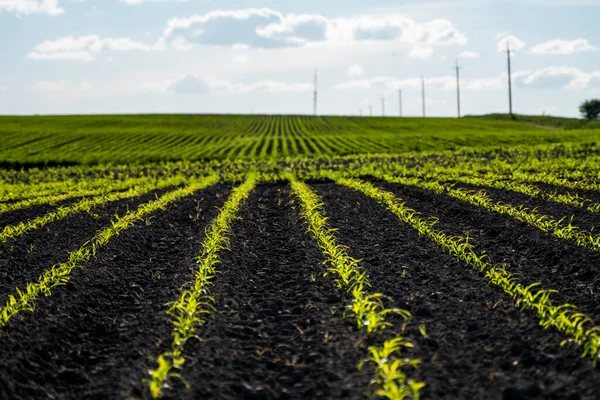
[313,69,318,116]
[381,96,385,117]
[505,44,513,117]
[421,76,426,118]
[398,89,403,117]
[455,60,461,118]
[369,104,373,117]
[360,108,363,116]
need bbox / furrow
[333,175,600,366]
[289,176,424,399]
[0,175,220,327]
[146,173,257,399]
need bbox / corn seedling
[288,175,424,399]
[333,174,600,367]
[0,175,219,328]
[147,173,257,399]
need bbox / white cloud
[530,39,596,54]
[76,81,92,92]
[347,64,365,78]
[519,66,600,89]
[27,8,468,64]
[0,85,6,92]
[458,50,480,58]
[409,47,434,60]
[27,35,159,62]
[120,0,189,4]
[336,67,600,92]
[143,74,313,94]
[496,34,526,52]
[336,76,455,91]
[171,37,193,51]
[30,81,65,91]
[0,0,63,15]
[159,8,467,50]
[233,54,249,65]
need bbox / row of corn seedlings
[372,172,600,253]
[0,175,152,204]
[433,173,600,214]
[0,175,158,215]
[289,176,424,400]
[332,174,600,366]
[0,174,220,327]
[373,160,600,214]
[147,173,257,399]
[0,175,189,243]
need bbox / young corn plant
[0,174,220,328]
[147,173,257,399]
[0,175,188,243]
[374,171,600,253]
[359,338,424,400]
[288,175,424,399]
[333,173,600,367]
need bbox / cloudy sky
[1,0,599,117]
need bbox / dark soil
[0,198,81,228]
[451,181,600,232]
[373,180,600,328]
[0,184,231,399]
[2,181,600,399]
[530,182,600,205]
[163,184,372,400]
[314,183,600,399]
[0,188,172,298]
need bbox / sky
[1,0,599,117]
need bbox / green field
[470,113,600,130]
[1,114,599,166]
[4,114,600,398]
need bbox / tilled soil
[451,181,600,232]
[1,181,600,399]
[0,184,230,399]
[0,198,80,228]
[314,183,600,399]
[164,185,372,400]
[374,180,600,327]
[0,188,172,298]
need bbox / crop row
[0,174,219,326]
[2,114,583,166]
[289,176,423,399]
[3,166,600,397]
[330,174,600,365]
[148,174,257,398]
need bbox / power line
[505,44,513,117]
[455,60,461,118]
[313,69,318,116]
[421,76,426,118]
[398,89,403,117]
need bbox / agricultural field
[1,115,600,399]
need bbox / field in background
[472,113,600,130]
[1,114,599,166]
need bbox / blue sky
[1,0,599,117]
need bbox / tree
[579,99,600,120]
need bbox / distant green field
[1,114,599,166]
[469,113,600,130]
